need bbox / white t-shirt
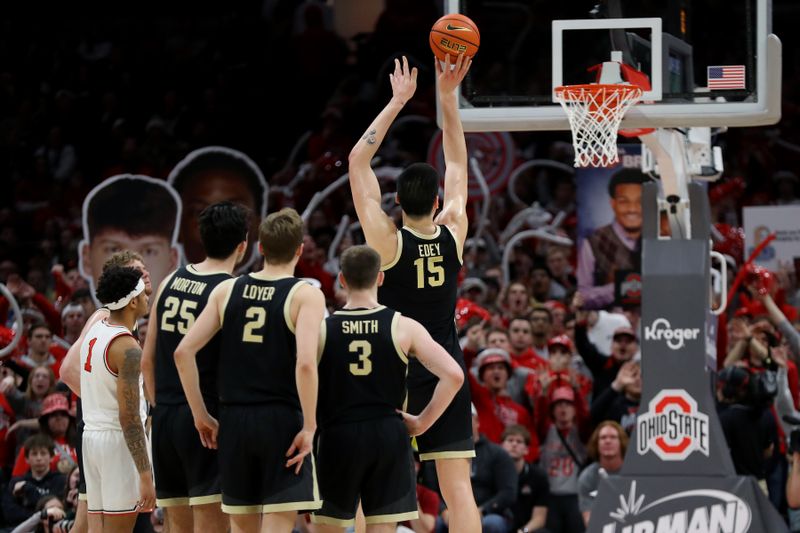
[587,311,631,357]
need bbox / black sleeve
[758,407,778,450]
[480,447,519,514]
[575,324,605,376]
[3,476,33,526]
[529,465,550,508]
[590,386,623,426]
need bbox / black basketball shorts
[406,347,475,461]
[312,416,418,527]
[218,404,321,514]
[152,403,221,507]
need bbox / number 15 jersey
[378,225,461,344]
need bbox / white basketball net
[554,84,643,168]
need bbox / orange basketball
[429,14,480,62]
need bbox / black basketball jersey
[317,306,408,428]
[378,225,462,346]
[155,265,231,405]
[219,274,305,407]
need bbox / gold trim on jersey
[402,225,442,240]
[155,270,178,307]
[311,514,355,527]
[334,306,386,316]
[156,497,190,507]
[218,280,235,326]
[222,504,262,515]
[443,225,464,266]
[311,453,320,502]
[223,499,322,515]
[380,230,403,271]
[419,450,476,461]
[317,320,327,363]
[187,264,230,277]
[189,494,222,506]
[266,500,323,514]
[390,312,408,365]
[248,272,291,281]
[283,281,306,334]
[365,511,419,524]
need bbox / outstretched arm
[399,317,464,436]
[348,56,417,264]
[434,53,472,250]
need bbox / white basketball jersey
[80,319,147,431]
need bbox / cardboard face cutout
[167,146,268,273]
[79,174,181,303]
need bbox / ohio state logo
[637,390,709,461]
[620,273,642,299]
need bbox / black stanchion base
[587,474,788,532]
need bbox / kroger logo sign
[644,318,701,350]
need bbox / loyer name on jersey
[242,285,276,301]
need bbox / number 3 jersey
[80,320,146,431]
[220,274,306,408]
[316,306,408,429]
[155,265,231,406]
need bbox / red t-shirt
[511,348,548,373]
[0,394,16,468]
[468,373,540,462]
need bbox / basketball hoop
[554,83,643,168]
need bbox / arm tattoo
[119,347,151,474]
[362,128,377,144]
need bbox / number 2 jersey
[219,274,306,408]
[316,306,408,429]
[377,225,463,387]
[155,265,232,406]
[80,319,146,431]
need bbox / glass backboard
[446,0,781,131]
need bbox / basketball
[429,14,480,62]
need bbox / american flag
[707,65,746,90]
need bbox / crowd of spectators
[1,1,800,532]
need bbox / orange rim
[554,84,643,103]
